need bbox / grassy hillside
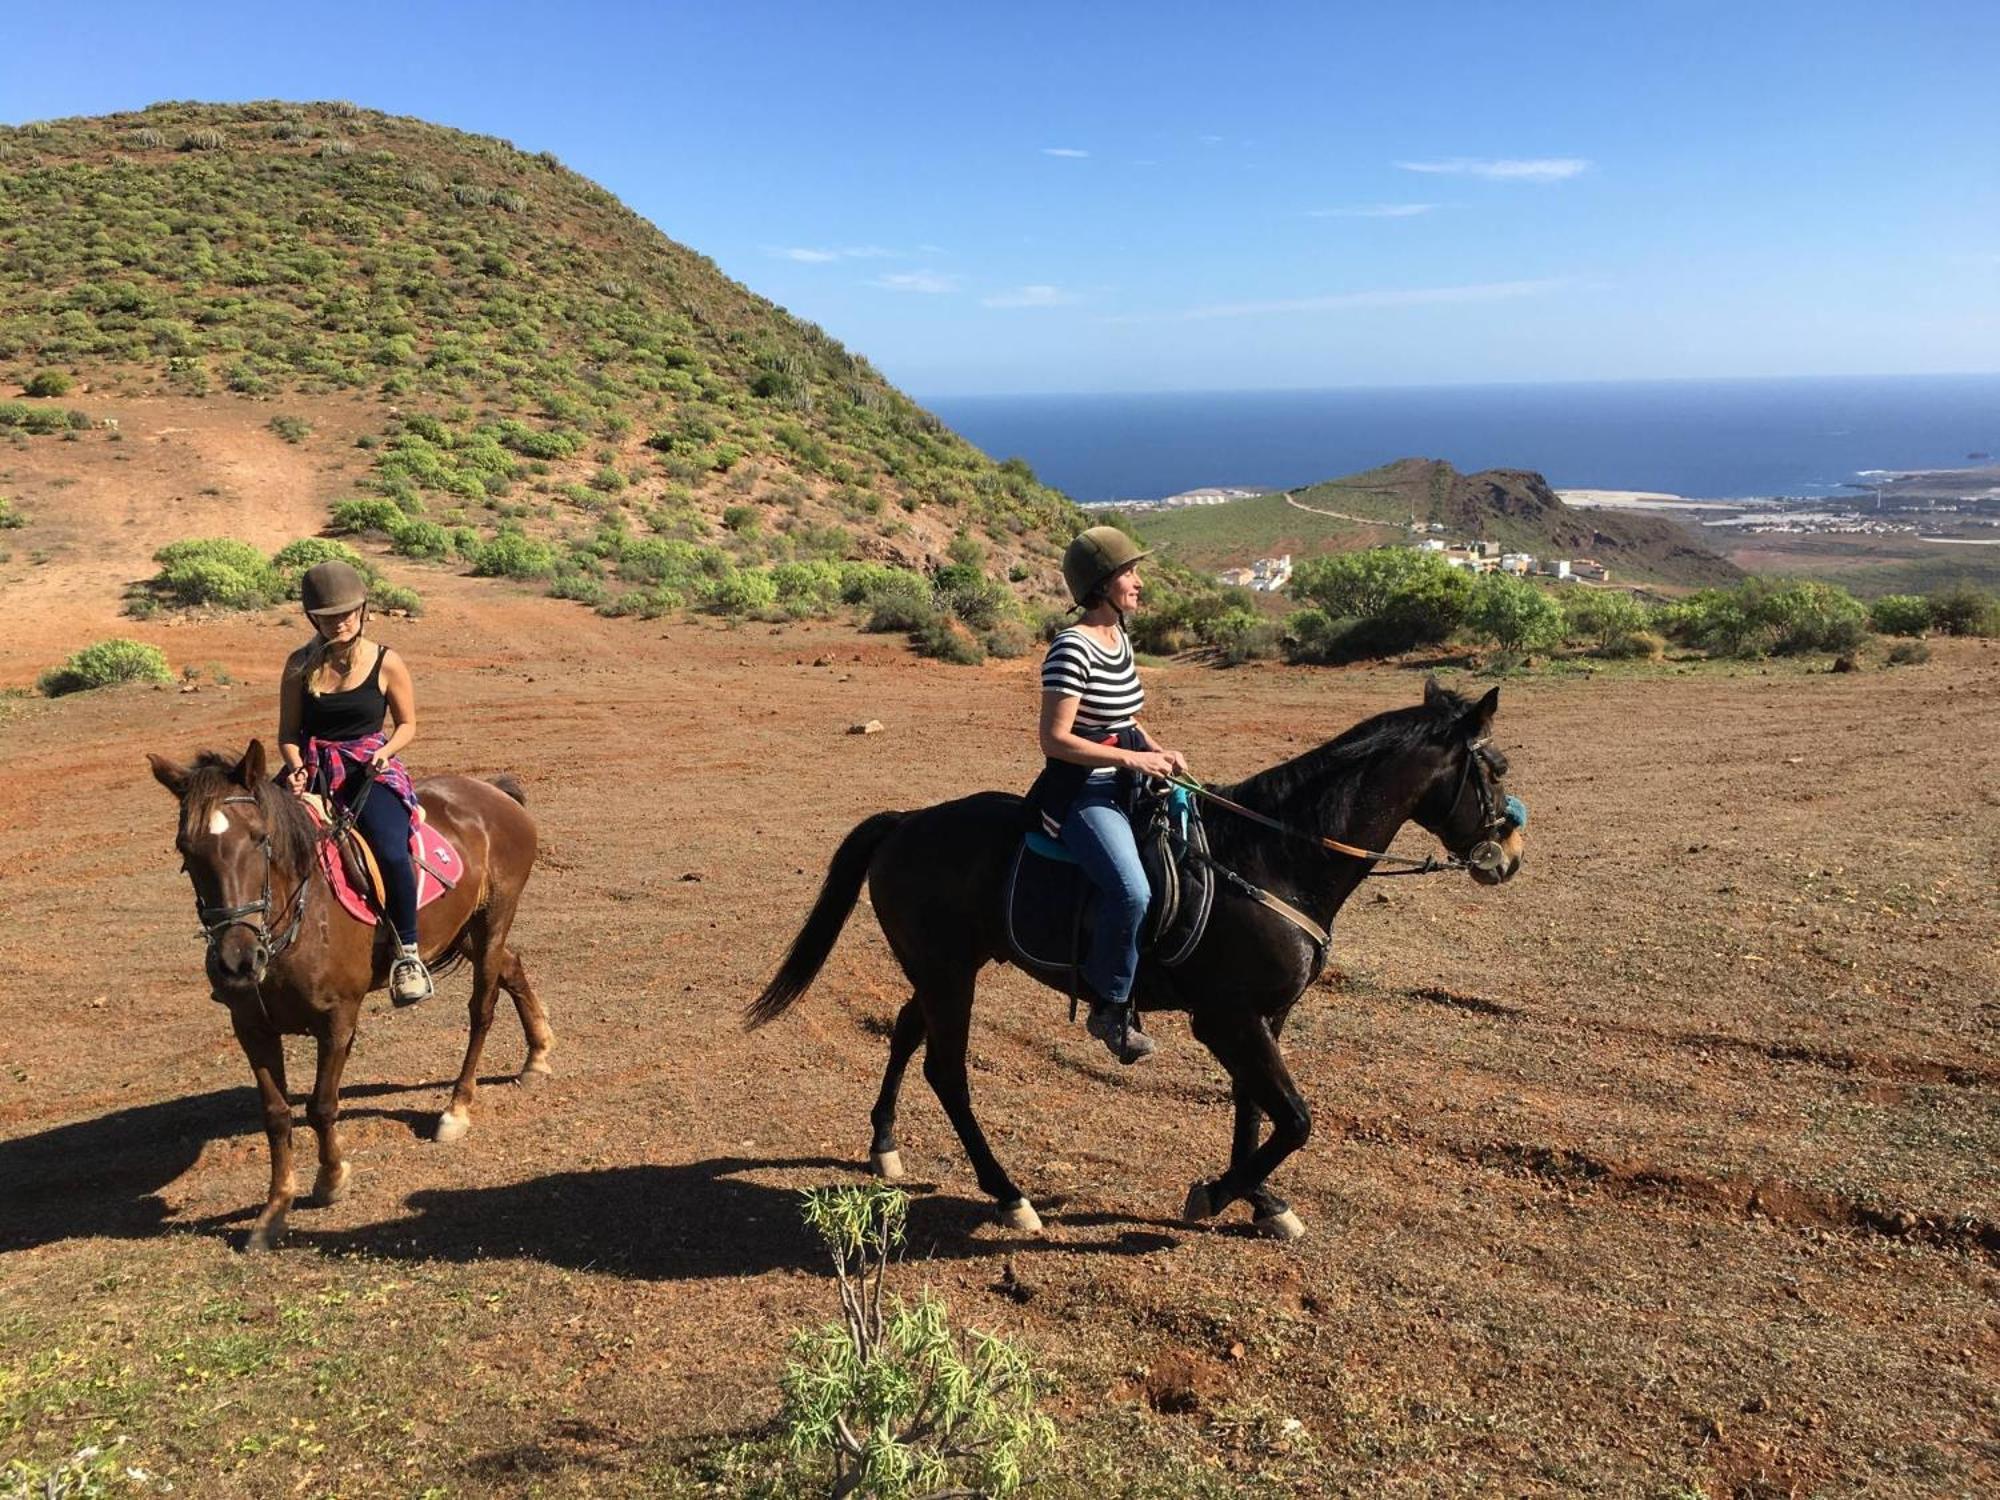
[0,101,1080,606]
[1132,458,1741,590]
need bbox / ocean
[924,374,2000,505]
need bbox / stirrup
[390,951,434,1007]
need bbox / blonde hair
[296,610,369,696]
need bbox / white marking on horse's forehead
[207,807,231,836]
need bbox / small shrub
[151,537,281,609]
[23,370,73,398]
[1926,581,2000,638]
[370,580,425,616]
[865,573,939,634]
[180,128,227,152]
[1467,574,1566,655]
[707,568,779,617]
[1597,628,1666,661]
[388,518,452,560]
[1886,639,1931,666]
[329,497,408,535]
[982,619,1034,659]
[778,1184,1055,1498]
[0,497,23,529]
[1867,594,1932,637]
[916,615,987,665]
[39,638,172,696]
[721,503,759,534]
[268,414,312,444]
[472,529,559,580]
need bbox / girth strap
[1207,861,1331,952]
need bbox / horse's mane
[1219,685,1493,821]
[180,751,319,870]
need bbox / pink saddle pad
[305,801,463,926]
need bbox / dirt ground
[1,423,1997,1495]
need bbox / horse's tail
[488,774,527,806]
[744,810,905,1030]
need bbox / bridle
[188,794,311,980]
[1168,736,1524,880]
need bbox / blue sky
[3,1,1995,395]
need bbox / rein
[1165,775,1467,876]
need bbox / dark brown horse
[748,681,1524,1241]
[148,739,552,1249]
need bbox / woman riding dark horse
[748,678,1526,1240]
[1028,526,1189,1064]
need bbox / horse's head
[1411,679,1526,886]
[148,740,300,991]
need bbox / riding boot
[390,943,434,1007]
[1084,999,1156,1065]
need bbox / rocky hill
[0,100,1080,624]
[1130,458,1742,590]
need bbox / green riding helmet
[300,560,368,617]
[1061,525,1150,606]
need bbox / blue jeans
[342,780,419,946]
[1059,777,1150,1006]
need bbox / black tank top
[300,644,389,742]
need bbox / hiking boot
[1085,1001,1156,1065]
[390,946,434,1007]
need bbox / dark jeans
[341,780,419,946]
[1059,776,1150,1005]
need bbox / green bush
[932,562,1010,631]
[778,1185,1056,1499]
[0,496,23,529]
[1926,581,2000,637]
[39,637,172,695]
[865,573,940,634]
[152,537,281,608]
[1661,578,1867,657]
[268,414,312,444]
[370,579,425,616]
[1289,548,1473,657]
[1561,588,1651,651]
[269,537,367,593]
[771,560,844,616]
[388,517,452,559]
[23,370,73,398]
[721,503,759,534]
[707,568,779,616]
[1202,606,1282,664]
[472,529,559,579]
[916,615,986,665]
[329,497,408,535]
[1466,573,1566,654]
[1867,594,1932,636]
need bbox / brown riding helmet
[300,560,368,616]
[1061,525,1150,605]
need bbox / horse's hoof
[1183,1180,1221,1221]
[516,1064,550,1091]
[310,1163,352,1207]
[869,1150,905,1181]
[245,1219,285,1253]
[999,1198,1043,1234]
[1253,1208,1307,1243]
[434,1109,471,1144]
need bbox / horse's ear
[1458,686,1500,740]
[238,740,268,787]
[147,753,190,797]
[1423,676,1453,716]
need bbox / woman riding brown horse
[148,740,552,1249]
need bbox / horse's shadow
[0,1079,438,1253]
[1,1092,1181,1274]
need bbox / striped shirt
[1041,625,1144,732]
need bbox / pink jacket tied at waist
[306,731,420,817]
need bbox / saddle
[1003,785,1217,981]
[300,793,463,926]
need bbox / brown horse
[148,739,552,1250]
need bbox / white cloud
[1307,203,1438,219]
[871,270,961,294]
[1396,157,1590,182]
[1107,278,1567,323]
[1198,134,1224,145]
[1041,147,1090,158]
[982,284,1079,309]
[771,244,900,263]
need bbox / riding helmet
[1061,526,1150,605]
[300,560,368,616]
